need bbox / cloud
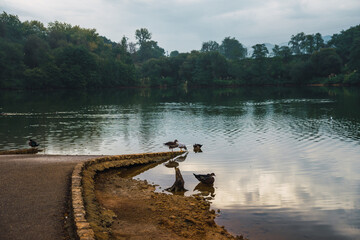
[2,0,360,52]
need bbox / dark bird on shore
[164,140,178,146]
[28,139,39,148]
[193,173,215,185]
[164,139,178,151]
[193,143,203,153]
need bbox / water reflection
[174,152,188,162]
[165,167,187,195]
[1,87,360,239]
[194,183,215,199]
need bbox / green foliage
[0,11,136,89]
[328,25,360,65]
[201,41,219,52]
[310,48,342,77]
[170,50,179,57]
[133,28,165,62]
[0,11,359,89]
[252,44,269,59]
[289,59,314,84]
[219,37,247,60]
[135,28,152,46]
[288,32,325,55]
[272,45,292,60]
[344,71,360,84]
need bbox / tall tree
[135,28,152,46]
[134,28,164,62]
[252,44,269,59]
[219,37,247,60]
[201,41,219,52]
[288,32,306,55]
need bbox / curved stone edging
[71,152,182,240]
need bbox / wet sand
[0,154,101,240]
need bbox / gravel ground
[0,154,101,240]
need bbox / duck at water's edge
[28,139,39,148]
[164,140,178,151]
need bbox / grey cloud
[2,0,360,52]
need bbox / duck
[28,139,39,148]
[193,173,215,185]
[164,139,178,151]
[193,143,203,153]
[164,139,178,146]
[178,143,187,151]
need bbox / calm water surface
[1,87,360,239]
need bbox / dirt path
[0,154,101,240]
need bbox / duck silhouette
[28,139,39,148]
[193,144,203,153]
[193,173,215,185]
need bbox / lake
[1,87,360,239]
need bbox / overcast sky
[2,0,360,53]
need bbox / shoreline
[73,152,243,239]
[0,152,245,239]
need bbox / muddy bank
[94,168,245,240]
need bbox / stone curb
[71,152,181,240]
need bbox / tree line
[0,11,359,89]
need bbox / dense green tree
[0,39,25,88]
[289,60,314,83]
[348,37,360,71]
[252,44,269,59]
[170,50,179,57]
[22,20,47,39]
[310,48,342,77]
[23,34,49,68]
[272,45,292,60]
[134,28,164,62]
[289,32,325,55]
[55,46,98,88]
[0,12,22,41]
[329,25,360,72]
[219,37,247,60]
[135,28,152,46]
[201,41,220,52]
[289,32,305,55]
